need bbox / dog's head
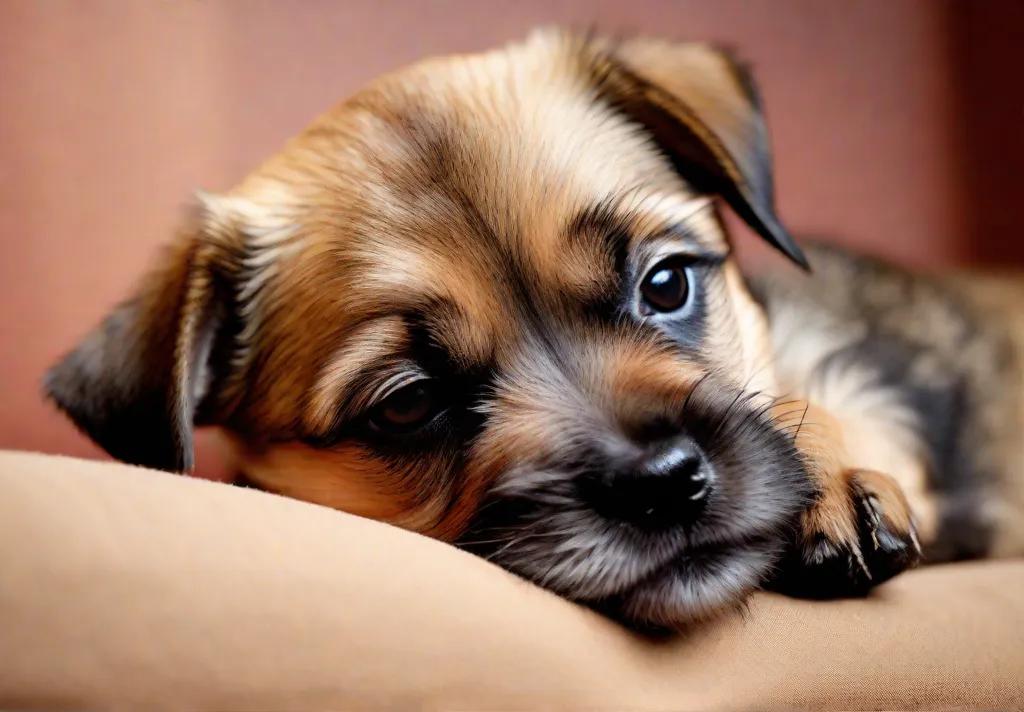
[45,29,813,629]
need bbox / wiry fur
[751,243,1024,565]
[43,28,1023,630]
[461,376,809,627]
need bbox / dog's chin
[603,537,782,631]
[462,504,787,631]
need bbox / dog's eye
[369,380,438,433]
[639,259,691,314]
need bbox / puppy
[44,29,1024,630]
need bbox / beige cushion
[0,450,1022,711]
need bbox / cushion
[1,450,1022,711]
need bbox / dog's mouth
[461,491,792,627]
[462,378,811,629]
[601,532,783,629]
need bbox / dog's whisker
[480,528,586,562]
[43,27,983,635]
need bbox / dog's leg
[768,400,922,598]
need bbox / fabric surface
[0,450,1022,711]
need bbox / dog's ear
[43,198,242,473]
[583,33,808,269]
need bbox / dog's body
[44,29,1023,629]
[751,245,1024,575]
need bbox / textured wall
[1,0,1019,474]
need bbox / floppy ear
[43,202,239,473]
[585,33,808,269]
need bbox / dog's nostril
[577,441,713,530]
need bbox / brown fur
[44,28,1021,628]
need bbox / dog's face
[46,29,813,628]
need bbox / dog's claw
[855,490,921,589]
[769,470,921,599]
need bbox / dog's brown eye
[639,260,690,314]
[370,380,437,433]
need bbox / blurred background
[2,0,1023,478]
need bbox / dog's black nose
[577,439,713,530]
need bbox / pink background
[2,1,1022,477]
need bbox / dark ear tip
[748,205,811,272]
[786,242,812,272]
[771,236,811,272]
[41,354,82,419]
[40,350,195,475]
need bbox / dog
[43,28,1024,630]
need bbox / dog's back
[752,243,1024,562]
[946,269,1024,555]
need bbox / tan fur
[772,401,859,547]
[717,260,779,397]
[306,316,409,435]
[50,29,1014,622]
[208,33,769,542]
[54,28,907,551]
[226,438,455,538]
[767,313,938,542]
[774,399,919,560]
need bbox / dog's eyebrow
[569,194,724,261]
[305,316,409,435]
[565,195,726,296]
[568,201,632,265]
[404,295,500,372]
[624,194,725,252]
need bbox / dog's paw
[770,469,922,599]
